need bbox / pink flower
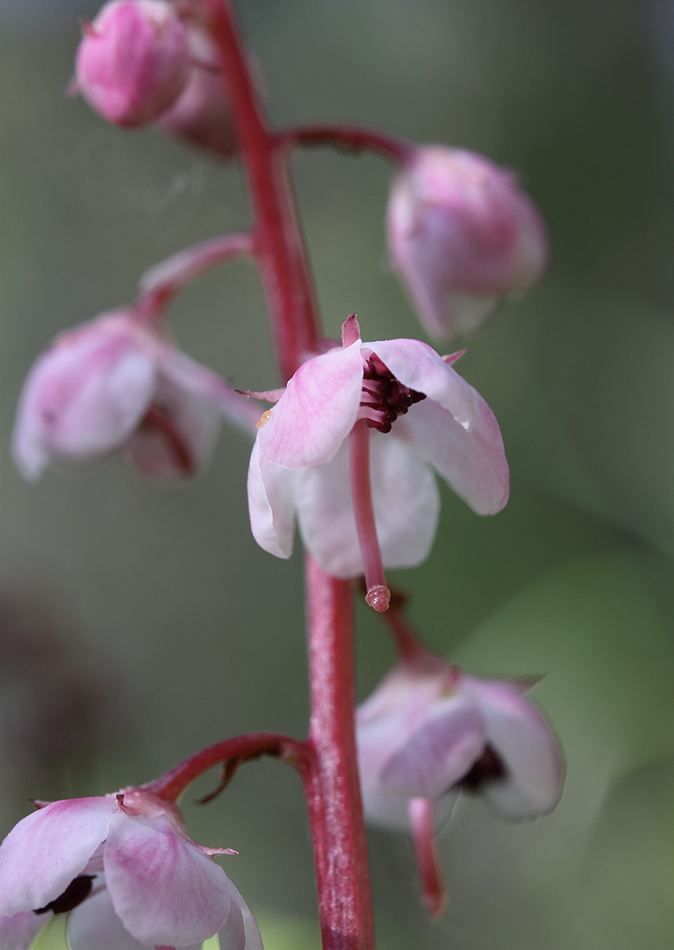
[0,789,263,950]
[247,316,508,604]
[387,146,548,339]
[75,0,190,128]
[156,23,238,160]
[356,652,564,915]
[356,653,564,831]
[12,310,220,481]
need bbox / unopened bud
[75,0,190,128]
[387,146,548,339]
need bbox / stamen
[34,875,95,915]
[358,353,425,433]
[349,420,390,612]
[408,798,447,918]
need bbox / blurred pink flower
[247,316,508,581]
[0,789,263,950]
[356,652,564,831]
[387,146,548,339]
[75,0,190,127]
[12,310,220,481]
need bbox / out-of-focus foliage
[1,1,674,948]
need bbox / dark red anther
[34,875,95,915]
[456,744,507,792]
[359,354,425,433]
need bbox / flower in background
[355,651,564,915]
[12,309,221,481]
[356,650,563,827]
[74,0,190,127]
[0,788,263,950]
[387,146,548,339]
[248,316,508,587]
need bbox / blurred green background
[2,0,674,947]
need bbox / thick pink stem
[349,420,390,612]
[304,556,376,950]
[204,0,320,380]
[278,124,415,164]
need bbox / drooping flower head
[0,788,263,950]
[75,0,190,128]
[387,146,548,339]
[248,316,508,607]
[356,651,564,913]
[12,308,221,481]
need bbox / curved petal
[366,338,478,430]
[256,341,363,468]
[295,435,439,578]
[0,798,114,916]
[217,882,264,950]
[0,911,49,950]
[247,441,298,559]
[398,393,509,515]
[462,677,564,818]
[104,813,231,946]
[380,702,486,799]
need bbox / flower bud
[387,146,548,339]
[156,24,238,160]
[75,0,190,128]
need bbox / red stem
[278,124,415,164]
[304,556,376,950]
[205,0,320,381]
[144,732,307,802]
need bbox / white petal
[462,677,564,818]
[295,435,439,578]
[247,441,298,559]
[398,394,509,515]
[361,788,458,833]
[0,911,49,950]
[68,890,148,950]
[217,883,263,950]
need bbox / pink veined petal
[295,435,439,579]
[125,375,220,479]
[247,441,298,559]
[462,677,564,818]
[380,701,486,799]
[398,392,509,515]
[0,910,50,950]
[366,338,479,430]
[0,797,114,916]
[217,883,264,950]
[104,812,231,946]
[256,341,363,468]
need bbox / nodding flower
[247,315,508,608]
[0,788,264,950]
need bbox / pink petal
[217,883,264,950]
[462,677,564,818]
[380,701,486,799]
[295,434,439,578]
[398,392,509,515]
[247,441,298,558]
[365,338,479,430]
[0,798,114,916]
[104,812,231,946]
[256,342,363,468]
[0,911,49,950]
